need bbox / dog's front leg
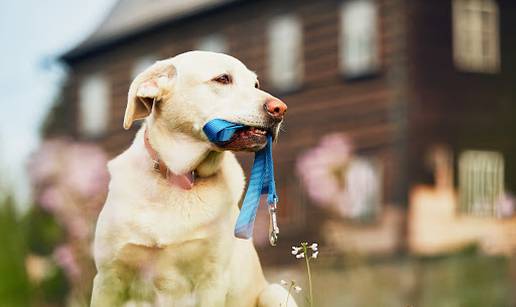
[91,268,129,307]
[257,284,298,307]
[196,271,230,307]
[197,287,227,307]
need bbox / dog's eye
[212,74,232,85]
[254,80,260,89]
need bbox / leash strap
[203,119,279,244]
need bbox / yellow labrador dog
[91,51,296,307]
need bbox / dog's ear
[123,61,177,130]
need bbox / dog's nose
[264,98,287,120]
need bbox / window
[453,0,500,73]
[344,157,382,220]
[78,74,110,137]
[131,55,158,79]
[459,150,504,216]
[196,34,228,53]
[267,14,303,91]
[340,0,379,77]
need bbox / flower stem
[285,283,293,307]
[302,244,314,307]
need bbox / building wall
[62,0,409,251]
[406,0,516,194]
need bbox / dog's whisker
[194,191,205,204]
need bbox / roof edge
[59,0,242,64]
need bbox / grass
[266,249,515,307]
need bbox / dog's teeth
[248,127,268,135]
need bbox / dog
[91,51,297,307]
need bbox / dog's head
[124,51,287,152]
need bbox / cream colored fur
[91,51,297,307]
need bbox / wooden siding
[405,0,516,193]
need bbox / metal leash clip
[268,198,280,246]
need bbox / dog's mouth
[217,126,273,152]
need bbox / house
[57,0,516,260]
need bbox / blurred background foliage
[0,196,69,307]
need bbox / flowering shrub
[296,134,353,207]
[27,138,109,305]
[495,193,515,218]
[296,133,381,221]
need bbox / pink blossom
[28,138,109,290]
[28,139,109,213]
[296,133,353,206]
[38,186,64,212]
[65,144,109,198]
[68,216,91,240]
[296,133,381,219]
[27,139,67,185]
[496,193,515,218]
[53,244,81,281]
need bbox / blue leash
[203,119,279,245]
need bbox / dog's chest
[117,235,231,301]
[125,176,236,246]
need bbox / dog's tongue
[167,172,194,189]
[223,131,267,152]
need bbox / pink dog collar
[144,129,195,190]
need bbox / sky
[0,0,116,207]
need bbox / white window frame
[339,0,379,77]
[78,73,110,137]
[343,157,383,220]
[459,150,504,216]
[267,14,304,92]
[196,33,228,53]
[453,0,500,73]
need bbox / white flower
[309,243,318,251]
[311,251,319,259]
[291,246,302,255]
[294,286,302,293]
[295,253,305,259]
[280,279,288,286]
